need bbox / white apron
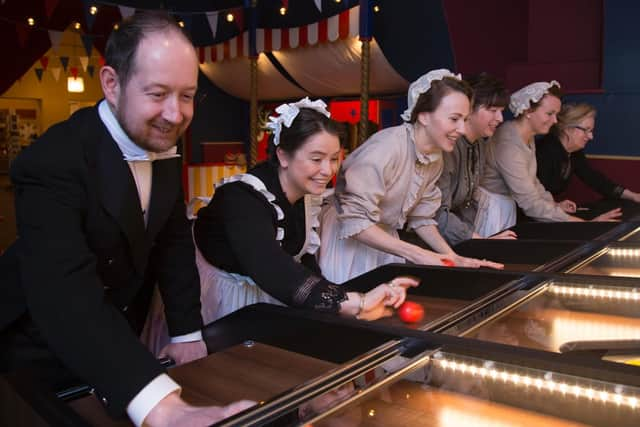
[473,186,517,237]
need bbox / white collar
[98,100,180,162]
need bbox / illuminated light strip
[550,284,640,301]
[608,248,640,257]
[431,354,640,409]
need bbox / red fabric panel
[299,25,308,47]
[563,158,640,204]
[198,47,205,64]
[281,28,290,50]
[318,19,328,43]
[236,32,244,57]
[443,0,528,81]
[211,46,217,62]
[338,9,350,39]
[265,28,272,52]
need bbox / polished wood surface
[314,380,589,427]
[60,343,337,426]
[372,296,468,330]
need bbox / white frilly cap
[266,97,331,146]
[509,80,561,117]
[401,68,462,122]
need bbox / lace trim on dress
[314,285,348,312]
[293,275,323,306]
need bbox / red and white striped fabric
[198,6,360,63]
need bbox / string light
[431,352,640,410]
[226,13,234,22]
[279,7,287,15]
[550,284,640,301]
[373,5,380,12]
[178,20,185,28]
[27,17,35,26]
[608,248,640,257]
[74,22,81,30]
[113,23,119,30]
[89,5,98,15]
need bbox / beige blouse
[334,123,443,239]
[480,121,570,222]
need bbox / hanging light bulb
[279,6,287,15]
[178,20,185,28]
[226,13,234,22]
[113,23,119,30]
[373,5,380,12]
[89,5,98,15]
[74,22,81,30]
[27,17,35,26]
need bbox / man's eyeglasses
[572,125,594,136]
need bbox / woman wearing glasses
[476,82,620,237]
[536,103,640,204]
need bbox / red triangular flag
[98,56,106,67]
[70,67,79,79]
[40,56,49,70]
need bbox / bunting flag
[70,67,79,79]
[98,56,106,67]
[35,68,44,82]
[40,56,49,70]
[313,0,322,12]
[48,30,64,52]
[81,34,94,56]
[59,56,69,71]
[44,0,60,18]
[118,6,135,19]
[50,67,61,82]
[79,56,89,72]
[82,0,96,30]
[15,23,29,48]
[200,6,359,63]
[87,65,95,77]
[206,11,219,40]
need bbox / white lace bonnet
[401,68,462,122]
[266,97,331,146]
[509,80,561,117]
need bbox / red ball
[397,301,425,324]
[440,258,456,267]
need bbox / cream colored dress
[319,123,443,283]
[476,121,570,237]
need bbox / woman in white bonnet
[476,81,619,237]
[142,98,419,355]
[318,70,503,284]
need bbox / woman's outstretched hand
[342,276,420,321]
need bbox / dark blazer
[0,105,203,416]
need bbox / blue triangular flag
[35,68,44,81]
[59,56,69,71]
[87,65,95,77]
[81,34,94,57]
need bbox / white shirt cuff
[170,330,203,343]
[126,374,181,427]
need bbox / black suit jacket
[0,105,203,416]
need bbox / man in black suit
[0,11,252,426]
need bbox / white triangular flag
[50,67,61,82]
[206,12,219,39]
[48,30,64,52]
[118,6,135,18]
[79,56,89,72]
[313,0,322,12]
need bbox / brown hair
[409,77,473,123]
[465,73,509,112]
[105,11,191,88]
[527,84,563,112]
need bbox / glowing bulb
[27,17,35,26]
[279,6,287,15]
[90,5,98,15]
[373,5,380,12]
[226,13,234,22]
[178,20,185,28]
[113,23,119,30]
[74,22,81,30]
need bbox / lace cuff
[293,276,347,313]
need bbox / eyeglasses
[572,125,594,136]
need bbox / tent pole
[358,0,372,147]
[249,57,258,167]
[249,0,258,167]
[358,38,370,147]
